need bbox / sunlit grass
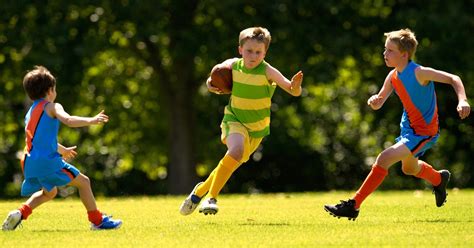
[1,190,473,247]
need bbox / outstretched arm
[47,103,109,127]
[367,72,394,110]
[416,66,470,119]
[266,64,303,96]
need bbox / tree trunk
[155,0,200,194]
[167,86,197,194]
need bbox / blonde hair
[239,27,271,51]
[384,28,418,58]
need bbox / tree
[1,1,473,198]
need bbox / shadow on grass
[238,219,290,226]
[239,223,290,226]
[30,228,87,232]
[415,219,474,223]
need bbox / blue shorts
[395,131,439,158]
[21,162,80,197]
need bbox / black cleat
[324,199,359,221]
[433,170,451,207]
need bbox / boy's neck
[395,60,410,73]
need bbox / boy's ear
[402,51,410,59]
[238,46,243,55]
[46,87,55,97]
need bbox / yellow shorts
[221,121,263,163]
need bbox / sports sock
[415,161,441,186]
[18,204,32,220]
[195,169,216,198]
[353,164,388,209]
[208,154,240,198]
[88,209,103,226]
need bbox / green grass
[1,190,473,247]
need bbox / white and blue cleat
[199,198,219,215]
[91,215,122,230]
[179,182,204,216]
[2,210,22,231]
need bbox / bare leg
[352,141,412,208]
[25,187,58,210]
[207,133,243,198]
[196,133,244,196]
[401,154,421,175]
[68,173,97,211]
[225,133,245,162]
[375,141,412,170]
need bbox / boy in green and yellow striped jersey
[180,27,303,215]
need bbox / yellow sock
[195,169,216,197]
[208,154,240,198]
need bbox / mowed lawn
[1,190,473,247]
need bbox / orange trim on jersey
[61,168,75,180]
[20,148,27,174]
[21,100,48,173]
[411,136,435,156]
[391,72,438,136]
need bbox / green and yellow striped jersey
[222,58,276,138]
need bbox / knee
[227,146,244,162]
[374,151,391,170]
[43,188,58,200]
[76,174,91,187]
[401,165,418,176]
[80,174,91,185]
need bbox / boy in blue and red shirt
[2,66,122,230]
[325,29,470,220]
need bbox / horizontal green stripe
[249,127,270,138]
[232,82,272,99]
[223,113,239,123]
[234,59,267,74]
[222,121,230,138]
[229,107,270,123]
[222,116,270,138]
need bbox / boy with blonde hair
[180,27,304,215]
[324,29,470,220]
[2,66,122,230]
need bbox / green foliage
[0,1,473,197]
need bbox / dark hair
[23,66,56,100]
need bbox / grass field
[1,189,473,247]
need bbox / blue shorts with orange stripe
[395,129,439,158]
[21,161,80,197]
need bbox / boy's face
[238,39,266,69]
[383,39,408,68]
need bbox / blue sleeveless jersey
[390,61,439,136]
[22,99,63,178]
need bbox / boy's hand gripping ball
[210,63,233,94]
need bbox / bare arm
[206,77,224,94]
[46,102,109,127]
[57,143,77,160]
[416,66,470,119]
[206,58,239,95]
[367,72,394,110]
[266,64,303,96]
[221,57,239,67]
